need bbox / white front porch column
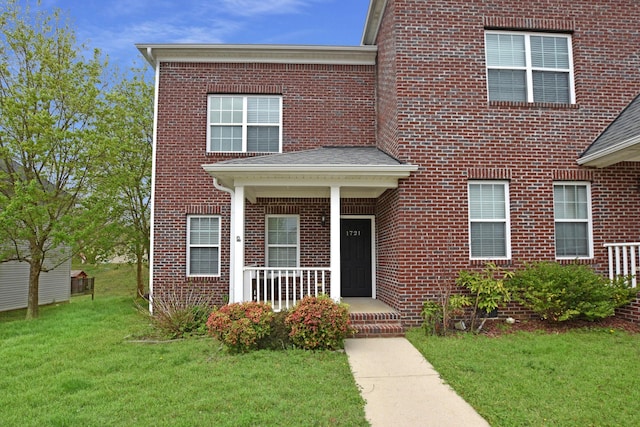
[330,186,341,302]
[232,185,245,303]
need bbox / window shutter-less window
[188,216,220,276]
[554,183,591,258]
[208,95,282,153]
[469,183,509,258]
[485,32,573,104]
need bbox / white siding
[0,259,71,312]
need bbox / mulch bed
[479,316,640,337]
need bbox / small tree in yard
[0,1,111,318]
[95,69,153,297]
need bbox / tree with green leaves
[96,69,153,297]
[0,1,111,318]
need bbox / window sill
[205,151,280,157]
[469,259,512,266]
[555,257,595,264]
[489,100,579,110]
[186,275,222,280]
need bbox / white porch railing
[605,242,640,288]
[243,267,331,312]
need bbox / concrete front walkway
[344,338,490,427]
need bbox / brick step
[349,311,404,338]
[352,322,405,338]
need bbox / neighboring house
[139,0,640,326]
[0,259,71,312]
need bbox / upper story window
[468,181,511,260]
[208,95,282,153]
[485,31,575,104]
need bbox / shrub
[285,295,355,350]
[257,309,293,350]
[206,302,273,353]
[509,262,637,322]
[457,263,513,331]
[421,294,470,336]
[142,290,214,339]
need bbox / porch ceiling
[202,147,418,203]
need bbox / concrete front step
[350,311,405,338]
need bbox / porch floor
[342,297,397,314]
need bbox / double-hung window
[208,95,282,153]
[485,31,574,104]
[554,182,593,258]
[187,216,220,276]
[266,215,299,269]
[468,181,511,259]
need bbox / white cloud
[219,0,316,17]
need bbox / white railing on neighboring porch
[605,242,640,288]
[243,267,331,312]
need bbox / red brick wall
[374,0,640,325]
[153,62,376,304]
[153,0,640,326]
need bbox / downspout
[212,178,235,304]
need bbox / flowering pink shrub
[206,302,273,353]
[285,295,355,350]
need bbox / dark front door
[341,218,372,297]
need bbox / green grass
[406,327,640,427]
[0,264,366,426]
[73,262,148,297]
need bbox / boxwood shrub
[508,262,636,322]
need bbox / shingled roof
[202,146,418,201]
[579,93,640,167]
[213,146,406,167]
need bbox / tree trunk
[26,249,43,319]
[136,249,144,298]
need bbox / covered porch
[202,147,417,308]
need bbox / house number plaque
[345,230,361,237]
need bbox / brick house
[138,0,640,328]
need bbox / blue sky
[31,0,371,70]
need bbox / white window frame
[187,215,221,277]
[468,181,512,260]
[207,95,283,153]
[265,215,300,269]
[485,30,576,104]
[553,182,593,259]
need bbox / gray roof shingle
[580,93,640,160]
[213,146,405,166]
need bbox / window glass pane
[210,126,242,152]
[210,97,242,124]
[470,223,506,257]
[190,217,219,245]
[488,70,527,102]
[268,247,297,268]
[190,247,219,275]
[554,185,588,220]
[268,217,297,244]
[486,34,525,67]
[555,223,589,257]
[469,184,506,220]
[531,36,569,68]
[247,126,279,152]
[247,97,280,124]
[532,71,570,103]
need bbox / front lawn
[406,326,640,427]
[0,296,367,426]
